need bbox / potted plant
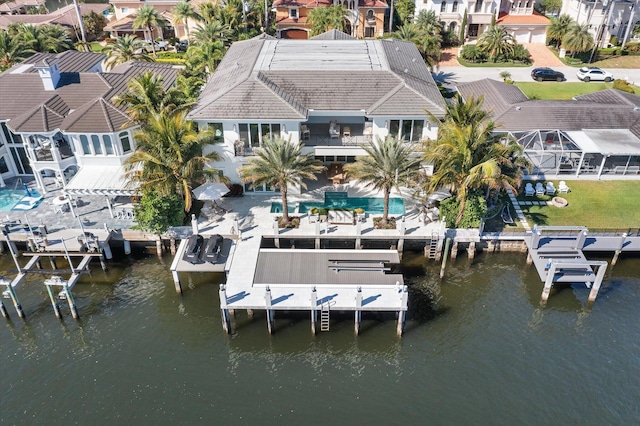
[319,208,328,223]
[22,223,30,232]
[309,207,319,223]
[354,208,365,222]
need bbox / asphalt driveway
[433,65,640,88]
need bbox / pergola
[63,165,138,218]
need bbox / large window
[289,7,298,18]
[208,122,224,143]
[80,134,118,156]
[1,122,21,145]
[389,119,424,142]
[238,123,281,149]
[440,1,447,12]
[0,156,9,174]
[452,1,458,12]
[364,26,376,37]
[119,131,131,153]
[474,0,483,13]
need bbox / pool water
[0,188,43,211]
[271,192,406,215]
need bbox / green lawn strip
[517,181,640,229]
[515,82,614,100]
[89,42,104,53]
[457,58,531,68]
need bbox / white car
[576,67,613,82]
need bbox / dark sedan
[531,67,565,82]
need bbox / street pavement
[432,65,640,89]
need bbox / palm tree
[113,71,192,125]
[547,14,574,49]
[125,112,221,213]
[238,138,323,224]
[103,35,151,70]
[10,23,72,53]
[477,25,515,62]
[344,137,421,226]
[192,19,233,47]
[390,24,442,69]
[173,1,199,40]
[562,23,594,57]
[0,29,34,71]
[415,10,440,32]
[307,5,348,36]
[132,5,166,56]
[423,96,527,222]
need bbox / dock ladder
[427,232,439,259]
[320,302,332,331]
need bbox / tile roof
[1,52,179,134]
[497,11,550,25]
[0,3,109,29]
[189,36,446,120]
[273,0,387,7]
[456,78,640,137]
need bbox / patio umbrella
[192,182,230,201]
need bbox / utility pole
[388,0,394,33]
[589,0,614,63]
[72,0,87,50]
[621,0,638,50]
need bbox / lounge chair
[535,182,544,196]
[524,183,535,197]
[545,182,556,195]
[328,210,354,224]
[558,181,570,193]
[501,203,514,224]
[301,124,310,140]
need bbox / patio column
[33,170,46,195]
[105,196,114,218]
[575,153,586,177]
[597,155,608,179]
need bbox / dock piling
[2,281,24,319]
[219,284,231,334]
[611,233,627,266]
[440,238,451,279]
[355,286,362,336]
[45,283,62,319]
[64,284,79,319]
[467,242,476,260]
[123,240,131,255]
[273,218,280,248]
[171,271,182,294]
[396,285,408,337]
[587,263,608,304]
[49,256,57,270]
[0,299,8,319]
[311,286,317,335]
[265,286,274,334]
[170,238,176,255]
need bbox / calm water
[1,248,639,424]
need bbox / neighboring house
[187,32,446,193]
[0,3,110,31]
[560,0,638,48]
[273,0,387,39]
[105,0,207,40]
[456,79,640,178]
[0,50,180,196]
[414,0,549,42]
[0,0,46,15]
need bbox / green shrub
[157,51,186,59]
[439,189,487,229]
[154,58,186,65]
[613,79,635,94]
[626,42,640,52]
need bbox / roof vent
[395,47,399,51]
[235,62,240,67]
[516,106,521,111]
[412,58,416,63]
[634,107,640,112]
[404,68,408,73]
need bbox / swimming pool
[270,192,406,215]
[0,188,43,211]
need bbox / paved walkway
[438,47,461,67]
[506,188,531,233]
[522,43,564,67]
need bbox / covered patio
[63,165,138,218]
[514,129,640,178]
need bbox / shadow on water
[401,251,448,325]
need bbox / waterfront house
[0,50,180,196]
[0,3,111,31]
[187,32,447,193]
[456,79,640,178]
[272,0,387,39]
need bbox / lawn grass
[517,181,640,229]
[514,82,640,99]
[89,42,104,53]
[551,48,640,69]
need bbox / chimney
[35,59,61,91]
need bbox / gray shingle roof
[189,36,446,120]
[1,53,179,134]
[456,79,640,137]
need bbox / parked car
[531,67,565,82]
[141,40,168,53]
[175,40,189,52]
[576,67,613,82]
